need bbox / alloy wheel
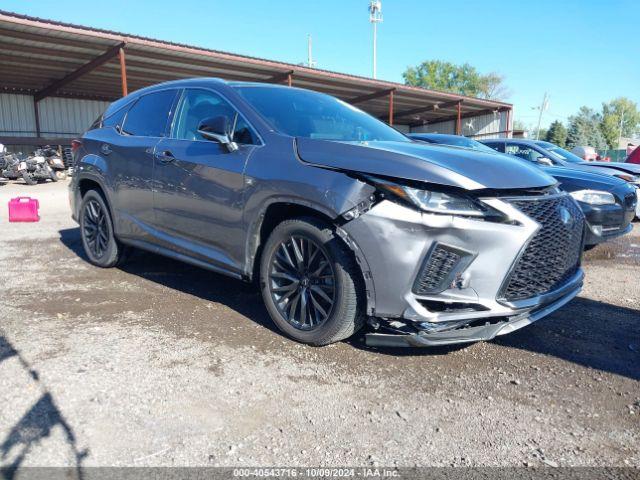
[268,235,336,330]
[82,199,109,258]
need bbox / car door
[104,89,178,238]
[152,87,260,272]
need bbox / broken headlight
[370,177,488,217]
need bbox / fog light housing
[590,224,603,236]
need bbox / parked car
[482,138,640,219]
[571,146,600,161]
[71,78,586,348]
[627,145,640,165]
[411,133,636,247]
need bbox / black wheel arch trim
[245,196,377,315]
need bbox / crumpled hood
[296,138,555,191]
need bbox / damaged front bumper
[340,196,584,347]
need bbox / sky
[3,0,639,128]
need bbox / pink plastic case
[8,197,40,222]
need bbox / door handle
[100,144,112,155]
[155,150,176,163]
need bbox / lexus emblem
[558,206,573,227]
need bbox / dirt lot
[0,179,638,469]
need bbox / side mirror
[197,116,238,152]
[537,157,553,166]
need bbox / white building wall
[409,110,510,138]
[0,93,109,138]
[0,94,35,137]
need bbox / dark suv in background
[71,78,586,348]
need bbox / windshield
[544,145,584,164]
[233,86,410,142]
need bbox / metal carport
[0,10,512,148]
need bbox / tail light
[71,139,82,153]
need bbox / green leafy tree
[600,97,640,149]
[545,120,568,147]
[402,60,509,100]
[566,107,606,150]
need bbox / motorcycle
[37,145,67,180]
[1,152,25,181]
[1,150,57,185]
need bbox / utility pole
[535,92,549,140]
[618,108,625,150]
[369,1,383,79]
[307,34,316,68]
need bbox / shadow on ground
[59,227,640,380]
[0,332,87,479]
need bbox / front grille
[413,244,473,295]
[500,194,584,302]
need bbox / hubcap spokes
[83,200,108,258]
[269,236,336,330]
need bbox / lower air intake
[413,243,474,295]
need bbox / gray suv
[70,78,585,348]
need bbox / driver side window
[505,144,543,162]
[172,89,257,145]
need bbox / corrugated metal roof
[0,9,511,128]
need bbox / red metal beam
[34,42,125,101]
[388,90,394,126]
[348,88,395,105]
[119,47,128,97]
[456,101,462,135]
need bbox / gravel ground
[0,179,638,469]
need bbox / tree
[402,60,509,100]
[545,120,568,147]
[600,97,640,149]
[566,107,606,150]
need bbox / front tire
[260,217,364,346]
[22,171,37,185]
[79,190,126,268]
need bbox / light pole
[369,1,383,79]
[535,92,549,140]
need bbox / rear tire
[259,217,364,346]
[79,190,127,268]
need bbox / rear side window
[102,107,127,131]
[121,90,177,137]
